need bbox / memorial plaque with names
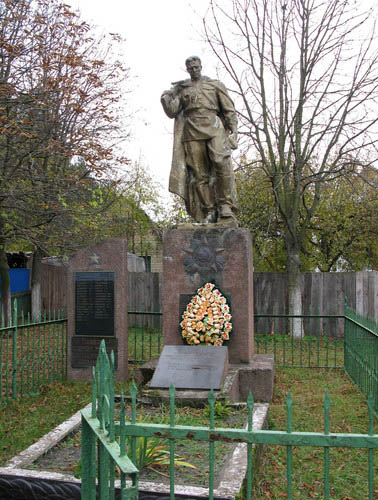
[75,271,115,336]
[150,345,229,390]
[71,336,118,369]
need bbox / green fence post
[20,322,24,396]
[11,301,17,398]
[208,389,216,500]
[246,391,254,500]
[169,383,176,500]
[323,392,331,500]
[119,391,127,500]
[129,380,137,454]
[367,393,374,500]
[0,326,2,401]
[286,392,293,500]
[109,352,116,500]
[81,414,97,500]
[5,330,9,398]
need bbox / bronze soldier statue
[161,56,238,225]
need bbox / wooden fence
[40,263,67,313]
[127,272,162,330]
[254,271,378,336]
[33,266,378,329]
[127,271,377,318]
[125,271,377,336]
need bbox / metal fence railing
[344,304,378,414]
[0,304,67,401]
[81,341,138,500]
[81,341,378,500]
[128,311,345,367]
[2,305,375,408]
[127,311,162,362]
[254,314,344,368]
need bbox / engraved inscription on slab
[150,345,229,390]
[75,271,115,336]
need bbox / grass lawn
[0,381,91,466]
[253,368,377,499]
[0,365,376,499]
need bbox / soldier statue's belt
[184,109,217,118]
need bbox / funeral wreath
[180,283,232,346]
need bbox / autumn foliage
[0,0,130,318]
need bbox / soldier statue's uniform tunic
[161,57,238,224]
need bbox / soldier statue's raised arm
[161,56,238,226]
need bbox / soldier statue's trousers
[183,135,234,216]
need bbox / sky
[66,0,217,196]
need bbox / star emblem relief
[183,234,226,277]
[88,252,102,266]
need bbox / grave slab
[150,345,229,390]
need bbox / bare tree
[204,0,378,336]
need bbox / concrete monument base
[162,227,254,364]
[138,354,274,405]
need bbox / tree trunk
[0,246,11,325]
[286,247,303,339]
[31,247,44,320]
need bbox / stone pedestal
[224,355,275,403]
[67,239,128,381]
[162,228,254,363]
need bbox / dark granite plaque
[71,336,118,369]
[150,345,229,390]
[75,271,115,336]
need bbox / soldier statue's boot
[197,181,216,224]
[217,174,236,221]
[203,210,217,224]
[219,204,234,218]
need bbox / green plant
[123,414,196,473]
[73,459,82,479]
[204,400,233,418]
[127,435,196,472]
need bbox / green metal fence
[82,341,377,500]
[81,341,139,500]
[128,311,162,362]
[10,291,31,319]
[344,304,378,414]
[0,304,67,401]
[1,304,374,407]
[254,314,344,368]
[128,311,345,368]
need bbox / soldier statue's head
[185,56,202,81]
